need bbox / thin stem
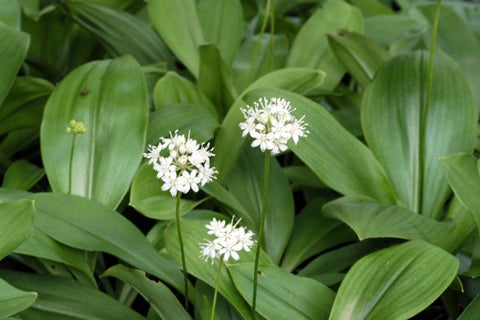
[246,0,272,86]
[175,192,189,309]
[210,255,225,320]
[68,133,77,194]
[268,0,276,72]
[251,150,271,319]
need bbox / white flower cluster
[143,131,217,196]
[200,217,255,264]
[239,97,309,155]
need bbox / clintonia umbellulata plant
[1,0,480,319]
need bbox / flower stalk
[66,120,86,194]
[210,254,225,320]
[175,191,189,309]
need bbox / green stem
[210,255,225,320]
[246,0,272,86]
[252,150,271,319]
[68,133,77,194]
[175,192,189,309]
[268,0,276,72]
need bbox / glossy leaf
[365,15,427,46]
[147,0,204,77]
[130,163,206,220]
[229,263,335,320]
[2,160,44,191]
[327,30,387,88]
[287,0,364,91]
[103,265,191,320]
[0,21,30,107]
[197,0,243,66]
[226,148,294,264]
[329,240,459,320]
[323,197,456,249]
[440,153,480,233]
[40,55,149,209]
[198,44,236,116]
[281,198,356,272]
[30,192,185,293]
[0,270,143,320]
[362,51,477,218]
[0,278,37,319]
[165,218,271,319]
[67,1,174,65]
[0,199,35,261]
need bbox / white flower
[239,97,309,155]
[143,130,217,197]
[199,217,255,264]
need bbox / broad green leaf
[440,153,480,233]
[130,163,206,220]
[212,68,335,183]
[365,15,427,46]
[0,278,36,318]
[2,160,44,191]
[281,198,356,272]
[40,55,149,209]
[283,166,327,189]
[197,0,243,66]
[67,1,174,65]
[146,104,219,147]
[323,197,455,250]
[0,21,29,107]
[195,280,243,320]
[0,270,143,320]
[329,240,459,320]
[103,265,191,320]
[0,128,37,159]
[419,4,480,111]
[229,263,335,320]
[0,199,35,261]
[30,192,185,293]
[287,0,364,91]
[458,292,480,320]
[226,148,294,264]
[153,72,217,117]
[349,0,393,17]
[362,51,477,218]
[165,218,271,319]
[0,0,19,27]
[147,0,204,77]
[232,34,289,92]
[327,30,388,88]
[248,88,395,204]
[198,44,236,116]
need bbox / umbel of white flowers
[239,97,309,154]
[143,130,218,196]
[200,217,255,264]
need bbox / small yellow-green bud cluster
[66,120,87,134]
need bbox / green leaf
[365,15,427,46]
[329,240,459,320]
[0,270,143,320]
[198,44,236,117]
[130,163,206,220]
[323,197,456,249]
[164,218,271,319]
[361,51,477,218]
[0,0,19,27]
[281,198,356,272]
[458,292,480,320]
[440,153,480,233]
[103,265,191,320]
[0,278,37,319]
[147,0,204,77]
[348,0,393,17]
[327,30,387,88]
[67,1,174,65]
[0,22,30,107]
[197,0,243,66]
[226,148,294,264]
[40,55,149,209]
[229,263,335,320]
[30,192,185,293]
[0,199,35,261]
[153,72,218,117]
[2,160,44,191]
[287,0,364,91]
